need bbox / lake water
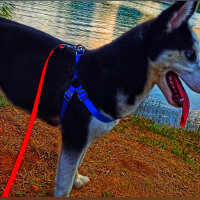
[10,1,200,127]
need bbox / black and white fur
[0,1,199,197]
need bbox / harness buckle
[64,90,73,101]
[77,90,88,101]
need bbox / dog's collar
[59,43,119,123]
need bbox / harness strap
[61,84,117,123]
[60,49,118,123]
[78,87,117,122]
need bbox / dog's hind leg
[73,145,90,189]
[54,142,84,197]
[74,170,90,189]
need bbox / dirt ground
[0,106,200,197]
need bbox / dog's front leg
[54,142,83,197]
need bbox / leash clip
[58,43,85,54]
[76,44,85,54]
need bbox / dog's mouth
[165,71,190,127]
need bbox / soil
[0,106,200,197]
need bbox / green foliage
[0,95,10,107]
[139,136,149,144]
[131,115,200,169]
[171,145,184,158]
[102,192,115,197]
[0,2,14,18]
[119,128,125,133]
[139,136,166,149]
[197,2,200,13]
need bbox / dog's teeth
[180,98,184,102]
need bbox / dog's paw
[73,174,90,189]
[54,188,69,197]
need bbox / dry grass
[0,104,200,197]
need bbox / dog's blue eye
[184,50,196,61]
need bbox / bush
[0,2,14,18]
[197,2,200,13]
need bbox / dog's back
[0,17,76,124]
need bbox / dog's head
[147,1,200,126]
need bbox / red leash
[2,49,54,197]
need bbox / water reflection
[12,1,200,111]
[114,5,142,38]
[87,2,119,48]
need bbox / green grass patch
[0,95,10,108]
[139,136,166,149]
[139,136,149,144]
[119,128,125,134]
[102,192,115,197]
[131,115,200,169]
[171,144,184,158]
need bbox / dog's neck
[78,21,155,118]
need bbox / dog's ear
[150,1,198,34]
[166,1,198,32]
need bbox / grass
[102,192,115,197]
[0,95,200,196]
[1,93,199,169]
[0,94,10,108]
[130,115,200,170]
[1,90,200,170]
[139,136,166,149]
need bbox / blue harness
[60,43,118,123]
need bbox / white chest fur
[116,87,152,118]
[88,115,119,143]
[87,68,154,143]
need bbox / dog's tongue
[173,74,190,127]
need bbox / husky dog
[0,1,199,197]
